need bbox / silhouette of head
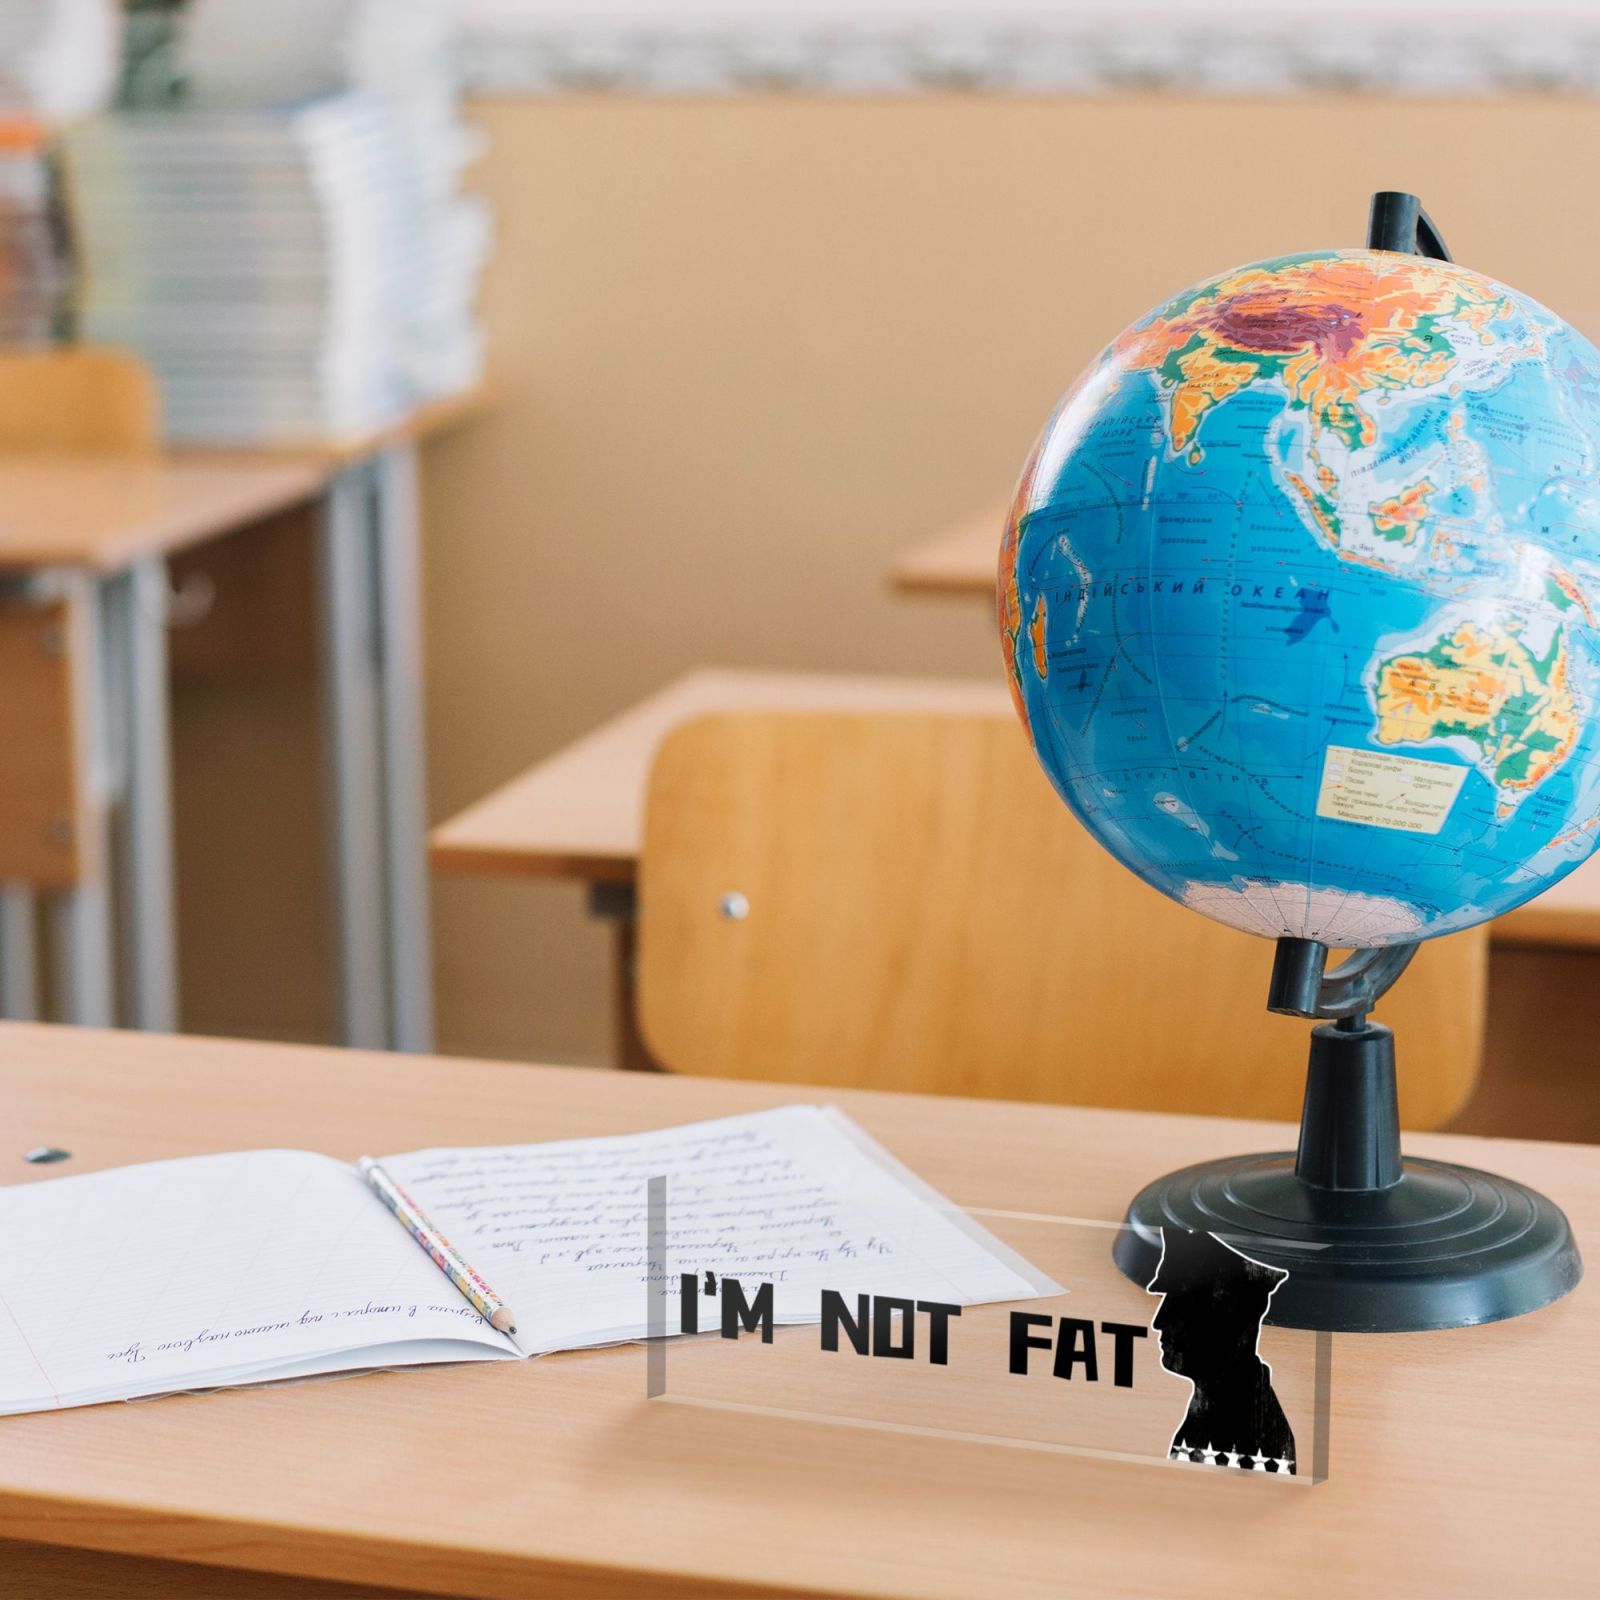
[1145,1228,1296,1472]
[1148,1228,1287,1380]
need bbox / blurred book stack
[60,0,489,444]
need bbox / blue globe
[1000,249,1600,947]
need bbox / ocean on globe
[999,249,1600,948]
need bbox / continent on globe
[1373,616,1578,799]
[1000,248,1600,946]
[1115,253,1502,445]
[1028,594,1049,682]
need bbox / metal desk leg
[48,881,113,1025]
[316,462,389,1049]
[0,885,38,1020]
[372,444,434,1053]
[103,558,178,1032]
[316,448,435,1053]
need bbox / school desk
[0,1019,1591,1598]
[0,388,486,1049]
[428,663,1600,1040]
[430,667,1013,887]
[887,507,1600,951]
[888,498,1007,600]
[429,668,1013,1065]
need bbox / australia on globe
[1000,248,1600,947]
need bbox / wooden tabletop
[889,499,1005,598]
[0,1021,1592,1598]
[427,665,1600,952]
[429,667,1014,883]
[1490,868,1600,950]
[0,454,326,572]
[0,382,493,573]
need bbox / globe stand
[1113,190,1582,1329]
[1112,937,1584,1331]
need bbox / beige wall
[177,94,1600,1064]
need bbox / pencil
[357,1156,519,1336]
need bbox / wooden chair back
[0,348,150,888]
[0,595,97,887]
[0,346,159,451]
[637,711,1487,1128]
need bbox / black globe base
[1112,1151,1583,1332]
[1113,943,1582,1331]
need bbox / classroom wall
[175,93,1600,1066]
[420,93,1600,1066]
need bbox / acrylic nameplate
[643,1180,1332,1483]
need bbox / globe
[1000,248,1600,948]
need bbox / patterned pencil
[357,1156,519,1336]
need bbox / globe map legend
[1315,744,1469,835]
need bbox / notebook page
[0,1149,517,1413]
[381,1105,1060,1354]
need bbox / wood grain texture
[0,1021,1592,1599]
[638,711,1486,1127]
[0,347,159,452]
[0,1540,444,1599]
[428,668,1012,883]
[0,592,96,886]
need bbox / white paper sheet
[382,1105,1061,1354]
[0,1149,514,1413]
[0,1107,1058,1413]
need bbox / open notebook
[0,1105,1058,1415]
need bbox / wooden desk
[0,1020,1591,1598]
[431,667,1012,885]
[431,669,1011,1067]
[1493,870,1600,950]
[0,456,324,570]
[0,385,488,1048]
[887,504,1600,950]
[889,499,1005,599]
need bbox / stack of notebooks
[175,0,461,112]
[59,0,488,444]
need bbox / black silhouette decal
[1147,1228,1296,1474]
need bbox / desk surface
[429,667,1014,883]
[427,666,1600,951]
[890,500,1005,598]
[0,1021,1592,1599]
[0,382,493,572]
[0,455,326,571]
